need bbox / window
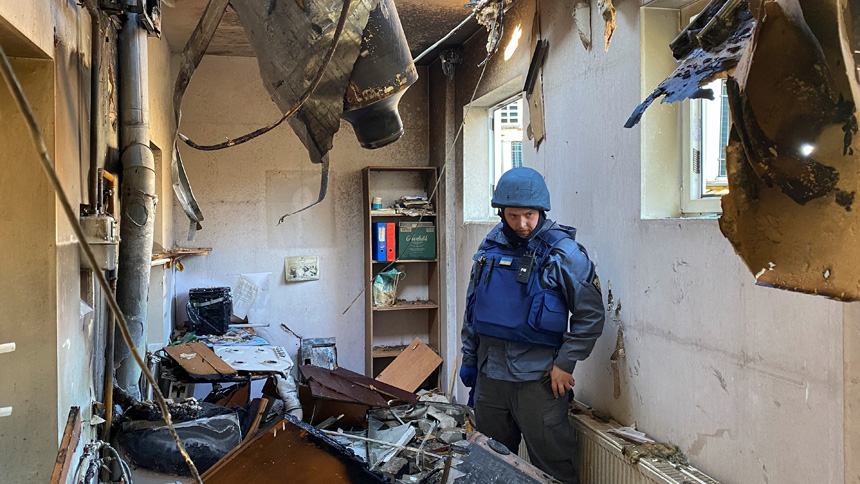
[490,95,525,197]
[640,0,728,217]
[461,77,524,222]
[682,78,730,213]
[511,141,523,168]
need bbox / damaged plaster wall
[145,35,178,351]
[443,1,844,483]
[0,0,103,481]
[170,55,430,378]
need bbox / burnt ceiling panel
[162,0,473,59]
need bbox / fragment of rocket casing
[233,0,417,164]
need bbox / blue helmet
[491,167,551,211]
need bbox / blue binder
[372,222,387,261]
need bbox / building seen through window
[491,96,524,191]
[693,78,730,198]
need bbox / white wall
[445,1,845,483]
[171,56,430,375]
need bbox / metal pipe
[114,13,157,400]
[83,0,104,210]
[103,273,117,442]
[413,12,476,64]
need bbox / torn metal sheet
[719,0,860,299]
[232,0,376,164]
[625,10,755,129]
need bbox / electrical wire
[342,57,491,315]
[0,44,203,483]
[178,0,352,151]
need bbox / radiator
[569,411,721,484]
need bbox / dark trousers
[474,374,580,484]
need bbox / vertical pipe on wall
[114,13,157,400]
[83,0,104,210]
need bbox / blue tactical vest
[467,226,573,348]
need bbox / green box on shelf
[398,222,436,260]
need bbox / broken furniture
[299,365,418,428]
[201,414,390,483]
[362,167,443,386]
[162,342,301,413]
[376,337,443,393]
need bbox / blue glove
[459,365,477,388]
[468,386,475,408]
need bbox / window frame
[488,93,525,217]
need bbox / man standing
[460,167,605,484]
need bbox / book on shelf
[372,222,386,261]
[385,223,396,261]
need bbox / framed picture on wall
[284,255,320,282]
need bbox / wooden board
[375,338,442,393]
[50,407,81,484]
[202,417,388,484]
[163,342,237,380]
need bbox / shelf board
[372,343,440,358]
[373,301,438,312]
[372,259,437,263]
[370,210,436,217]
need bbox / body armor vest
[467,227,572,348]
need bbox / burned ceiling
[161,0,474,61]
[628,0,860,300]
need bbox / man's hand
[544,365,575,398]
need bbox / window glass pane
[491,97,525,187]
[699,79,730,197]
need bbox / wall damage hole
[823,268,831,280]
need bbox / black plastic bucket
[187,287,232,335]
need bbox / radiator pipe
[114,13,157,400]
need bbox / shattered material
[622,443,688,466]
[202,415,389,483]
[625,11,755,129]
[598,0,616,51]
[718,0,860,299]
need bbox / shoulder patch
[591,274,602,292]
